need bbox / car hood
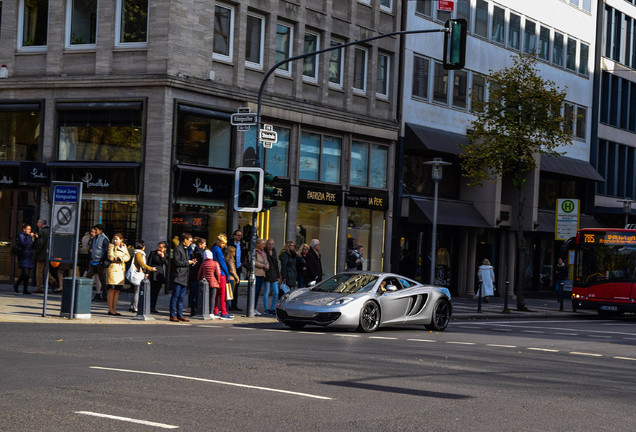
[286,289,363,306]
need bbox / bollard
[477,281,482,312]
[133,278,154,321]
[197,278,211,320]
[559,282,564,311]
[503,281,510,313]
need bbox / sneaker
[254,310,262,316]
[209,314,219,319]
[219,314,234,320]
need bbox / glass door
[0,189,38,283]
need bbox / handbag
[126,263,144,285]
[225,282,234,301]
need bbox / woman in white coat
[477,259,495,302]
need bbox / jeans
[263,280,279,312]
[170,283,188,317]
[254,276,264,310]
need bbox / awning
[536,210,605,233]
[404,123,466,155]
[409,197,489,228]
[540,154,605,182]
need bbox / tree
[460,54,574,311]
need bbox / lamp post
[423,158,452,285]
[619,199,633,227]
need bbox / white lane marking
[369,336,398,340]
[614,356,636,361]
[197,325,221,328]
[570,352,603,357]
[232,327,258,330]
[76,411,178,429]
[486,344,517,348]
[90,367,332,400]
[587,335,611,339]
[334,334,360,338]
[407,339,436,343]
[527,348,559,353]
[263,329,291,333]
[460,322,636,337]
[446,341,476,345]
[555,333,578,336]
[298,331,326,335]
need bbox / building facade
[0,0,402,283]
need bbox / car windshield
[311,274,379,294]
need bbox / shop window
[433,62,448,104]
[66,0,97,47]
[57,103,142,162]
[474,0,488,38]
[276,23,293,74]
[471,73,485,111]
[116,0,148,45]
[508,13,520,50]
[299,132,342,183]
[579,43,589,76]
[376,53,389,98]
[347,208,385,272]
[19,0,48,49]
[329,39,344,87]
[81,196,138,249]
[172,200,228,247]
[350,141,368,187]
[175,106,231,168]
[303,32,319,81]
[491,6,505,44]
[566,38,577,71]
[538,26,550,61]
[415,0,431,17]
[297,203,338,278]
[213,3,233,60]
[412,55,429,100]
[524,20,536,54]
[353,47,367,93]
[452,69,467,109]
[369,145,388,189]
[553,32,564,67]
[0,105,41,161]
[245,13,264,68]
[245,126,290,178]
[238,204,287,249]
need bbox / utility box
[60,277,92,319]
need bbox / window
[582,0,591,12]
[508,13,520,50]
[213,4,233,60]
[350,142,388,189]
[576,107,587,139]
[19,0,48,48]
[175,106,231,168]
[471,74,486,111]
[245,126,290,177]
[303,32,319,81]
[380,0,391,11]
[453,70,468,109]
[474,0,488,38]
[245,14,264,67]
[299,132,342,183]
[491,6,505,44]
[350,141,369,187]
[553,32,564,67]
[566,38,577,71]
[412,55,429,100]
[353,47,367,93]
[377,53,389,98]
[539,26,550,61]
[276,23,293,74]
[0,104,41,161]
[433,62,448,104]
[437,7,451,23]
[116,0,148,45]
[369,145,388,189]
[415,0,431,17]
[579,43,589,75]
[524,20,536,54]
[67,0,97,47]
[456,0,470,24]
[329,39,344,87]
[564,103,574,134]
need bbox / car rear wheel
[425,299,451,331]
[358,301,380,333]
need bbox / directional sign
[259,124,278,144]
[237,125,250,132]
[231,112,257,126]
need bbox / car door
[376,277,411,325]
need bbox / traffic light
[263,172,278,210]
[443,19,467,70]
[234,167,263,212]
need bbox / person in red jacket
[197,250,222,318]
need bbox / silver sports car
[276,272,452,332]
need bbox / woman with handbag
[106,233,130,315]
[211,234,233,320]
[224,245,240,313]
[128,240,156,313]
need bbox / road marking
[263,329,290,333]
[233,327,258,330]
[570,352,602,357]
[197,325,221,328]
[554,332,578,336]
[90,367,332,400]
[334,334,360,338]
[76,411,178,429]
[587,335,611,339]
[298,331,326,335]
[446,341,476,345]
[369,336,398,340]
[486,344,517,348]
[522,330,545,334]
[614,356,636,361]
[407,339,436,343]
[527,348,559,353]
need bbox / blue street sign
[54,185,79,203]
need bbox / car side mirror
[385,285,398,292]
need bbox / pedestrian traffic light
[262,172,278,210]
[443,19,467,70]
[234,167,263,212]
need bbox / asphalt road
[1,317,635,432]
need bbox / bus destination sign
[582,232,636,245]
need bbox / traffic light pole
[247,26,449,317]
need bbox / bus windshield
[576,232,636,286]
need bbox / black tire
[357,301,380,333]
[425,299,451,331]
[285,322,306,330]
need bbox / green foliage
[461,54,574,188]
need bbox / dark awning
[409,197,489,228]
[404,123,466,155]
[540,154,605,182]
[536,210,605,233]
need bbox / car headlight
[328,297,355,306]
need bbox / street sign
[231,112,257,126]
[438,0,454,11]
[52,204,77,235]
[555,198,579,240]
[53,184,79,203]
[237,125,250,132]
[259,124,277,144]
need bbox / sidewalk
[0,284,592,325]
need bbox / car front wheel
[425,299,451,331]
[358,301,380,333]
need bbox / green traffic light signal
[234,167,263,212]
[263,172,278,210]
[443,19,467,70]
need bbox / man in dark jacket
[147,241,169,313]
[86,224,110,301]
[170,233,195,322]
[305,238,323,283]
[230,229,248,311]
[34,218,50,293]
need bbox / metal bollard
[559,282,564,311]
[503,281,510,313]
[133,278,154,321]
[477,281,482,312]
[197,278,211,320]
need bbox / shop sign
[53,166,138,195]
[345,189,389,211]
[176,167,232,200]
[19,162,48,185]
[0,164,17,187]
[299,184,342,206]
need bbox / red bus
[570,228,636,315]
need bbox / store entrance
[0,189,38,283]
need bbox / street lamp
[423,158,452,285]
[618,199,633,227]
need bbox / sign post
[555,198,579,241]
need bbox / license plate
[600,306,618,311]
